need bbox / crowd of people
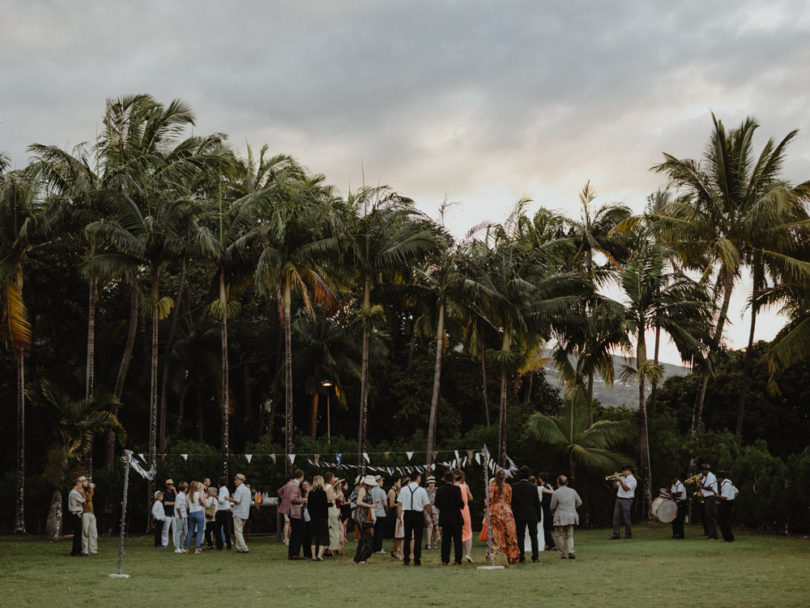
[67,460,741,562]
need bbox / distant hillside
[542,353,690,409]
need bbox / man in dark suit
[511,465,543,562]
[434,470,464,565]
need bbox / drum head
[656,499,678,523]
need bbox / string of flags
[128,456,156,480]
[132,448,519,477]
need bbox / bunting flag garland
[245,454,253,463]
[406,451,413,462]
[454,450,460,462]
[138,453,146,462]
[269,454,276,464]
[289,454,296,464]
[129,457,156,480]
[363,452,370,464]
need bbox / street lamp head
[320,380,333,388]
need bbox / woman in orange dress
[488,469,519,565]
[454,469,474,563]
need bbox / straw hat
[362,474,377,487]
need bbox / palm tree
[618,239,709,515]
[336,187,439,470]
[653,114,802,431]
[0,164,48,534]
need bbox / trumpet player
[666,474,686,539]
[699,464,718,540]
[608,465,636,540]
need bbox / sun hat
[426,476,436,484]
[362,474,377,487]
[77,476,87,482]
[165,479,174,485]
[154,490,163,499]
[235,473,246,481]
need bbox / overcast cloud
[2,1,809,363]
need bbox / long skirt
[328,505,341,550]
[354,523,375,563]
[490,504,520,564]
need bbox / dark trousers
[612,497,633,538]
[70,513,83,555]
[204,520,216,547]
[672,502,686,538]
[373,516,386,552]
[154,519,164,547]
[354,523,374,563]
[403,511,424,565]
[542,507,555,548]
[515,520,539,561]
[702,496,718,539]
[215,510,233,549]
[289,516,305,558]
[717,501,735,542]
[441,521,463,564]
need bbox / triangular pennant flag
[454,450,460,462]
[307,459,314,466]
[181,453,188,461]
[406,451,414,462]
[245,454,253,463]
[269,454,277,464]
[336,453,342,466]
[475,453,482,464]
[289,454,296,464]
[387,467,394,475]
[462,456,467,467]
[363,452,370,464]
[138,453,146,462]
[314,454,320,465]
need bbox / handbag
[479,518,488,541]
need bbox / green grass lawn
[1,524,808,607]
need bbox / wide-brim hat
[235,473,246,481]
[362,474,377,487]
[426,476,436,484]
[77,475,87,482]
[165,479,175,485]
[154,491,163,499]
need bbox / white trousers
[173,516,188,549]
[81,512,98,554]
[554,524,575,555]
[233,516,249,552]
[161,516,174,547]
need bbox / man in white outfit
[550,475,582,559]
[229,473,252,553]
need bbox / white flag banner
[181,453,188,461]
[454,450,460,462]
[363,452,370,464]
[406,451,414,462]
[138,453,146,462]
[289,454,296,464]
[474,453,481,464]
[130,458,156,480]
[245,454,253,463]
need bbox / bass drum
[650,496,678,523]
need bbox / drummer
[667,475,687,539]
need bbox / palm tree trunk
[523,372,533,406]
[479,336,490,426]
[220,272,230,479]
[587,372,595,426]
[106,285,139,468]
[83,277,96,474]
[357,279,371,471]
[159,261,186,452]
[637,327,652,518]
[692,271,734,432]
[148,277,160,506]
[15,272,26,534]
[310,393,319,440]
[649,324,661,418]
[497,331,511,466]
[283,281,293,480]
[425,300,445,473]
[736,265,762,439]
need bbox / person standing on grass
[215,476,233,551]
[424,476,439,550]
[203,486,218,549]
[550,475,581,560]
[81,476,98,556]
[453,469,474,563]
[398,470,432,566]
[512,466,543,563]
[152,491,167,547]
[68,477,85,556]
[371,476,387,554]
[324,472,341,555]
[278,469,307,560]
[668,474,687,539]
[488,469,520,565]
[716,471,739,543]
[162,479,176,549]
[353,475,379,565]
[537,472,555,551]
[609,465,636,540]
[308,475,330,561]
[185,480,206,553]
[434,470,464,566]
[699,464,719,540]
[174,481,189,553]
[228,473,252,553]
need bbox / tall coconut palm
[653,114,802,431]
[336,187,439,470]
[0,165,48,534]
[618,239,709,515]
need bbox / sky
[2,1,809,364]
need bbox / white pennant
[454,450,460,461]
[245,454,253,463]
[475,453,482,464]
[138,453,146,462]
[289,454,296,464]
[181,453,188,461]
[406,451,414,461]
[363,452,370,464]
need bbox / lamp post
[321,380,333,445]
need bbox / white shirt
[187,491,204,513]
[232,484,251,519]
[204,495,217,522]
[670,481,686,501]
[152,499,167,522]
[617,474,637,499]
[68,488,85,515]
[217,486,231,511]
[175,492,187,519]
[700,472,717,497]
[719,479,738,501]
[397,482,430,512]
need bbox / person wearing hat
[667,474,687,539]
[152,490,167,547]
[161,479,177,549]
[371,476,387,553]
[424,475,440,551]
[609,465,637,539]
[353,475,380,564]
[716,471,738,542]
[434,470,464,565]
[699,464,718,540]
[228,473,252,553]
[68,477,86,556]
[80,476,98,555]
[397,470,432,566]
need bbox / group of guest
[151,473,252,554]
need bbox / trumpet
[684,472,703,485]
[605,473,622,481]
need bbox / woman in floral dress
[488,468,520,565]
